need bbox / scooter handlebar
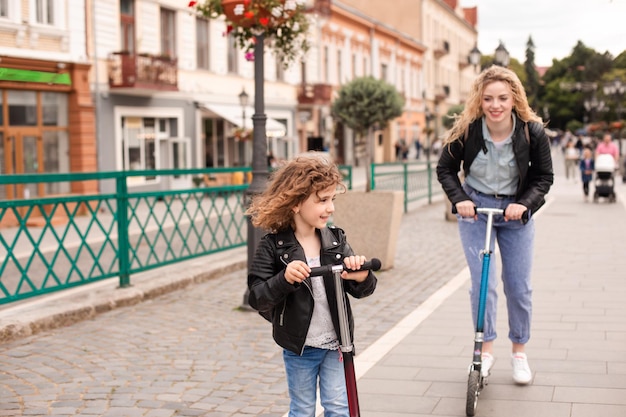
[451,205,529,223]
[309,258,382,277]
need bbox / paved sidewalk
[0,150,625,417]
[356,151,626,416]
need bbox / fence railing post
[427,160,433,204]
[116,174,131,288]
[403,163,408,213]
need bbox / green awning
[0,67,71,85]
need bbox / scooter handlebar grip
[309,258,382,276]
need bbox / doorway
[1,129,43,200]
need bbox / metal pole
[241,33,269,310]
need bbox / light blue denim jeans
[283,347,348,417]
[457,185,535,345]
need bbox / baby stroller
[593,154,617,203]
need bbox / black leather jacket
[247,226,377,355]
[436,115,553,215]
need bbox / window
[120,0,135,54]
[276,57,284,82]
[35,0,54,24]
[337,50,342,84]
[196,18,209,70]
[0,0,9,18]
[324,46,329,83]
[7,91,37,126]
[227,34,238,73]
[160,8,176,58]
[381,63,388,82]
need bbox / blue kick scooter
[465,207,502,416]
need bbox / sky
[459,0,626,67]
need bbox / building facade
[0,0,96,200]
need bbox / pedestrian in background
[564,140,580,181]
[246,154,377,417]
[436,65,553,385]
[579,147,595,202]
[595,132,619,163]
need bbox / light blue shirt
[465,116,519,196]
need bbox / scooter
[465,207,502,416]
[309,258,381,417]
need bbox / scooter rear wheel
[466,369,480,416]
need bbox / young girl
[246,154,377,417]
[579,147,594,201]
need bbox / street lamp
[494,41,510,67]
[238,88,249,130]
[584,96,606,123]
[469,44,481,71]
[240,34,270,311]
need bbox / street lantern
[494,41,510,67]
[469,44,481,70]
[238,88,249,130]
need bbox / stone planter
[332,190,404,271]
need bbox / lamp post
[584,96,605,124]
[239,88,249,130]
[469,44,481,71]
[603,78,625,156]
[240,33,269,311]
[493,41,510,67]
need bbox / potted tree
[331,76,405,269]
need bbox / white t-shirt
[304,256,339,350]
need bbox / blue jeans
[283,347,348,417]
[458,186,535,345]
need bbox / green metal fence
[0,166,352,305]
[371,160,442,212]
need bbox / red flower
[187,0,196,6]
[259,17,269,26]
[226,25,233,34]
[243,0,250,4]
[244,11,255,19]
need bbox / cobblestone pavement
[0,191,466,416]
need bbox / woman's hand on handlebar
[456,200,477,219]
[342,255,368,282]
[504,203,527,222]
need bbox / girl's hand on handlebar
[342,255,368,282]
[504,203,527,222]
[456,200,477,219]
[285,260,310,285]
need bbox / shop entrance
[1,129,43,200]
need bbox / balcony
[434,85,450,102]
[433,39,450,59]
[107,52,178,91]
[297,83,333,105]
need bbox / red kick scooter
[310,258,381,417]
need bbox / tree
[443,104,465,130]
[331,76,404,190]
[524,36,541,112]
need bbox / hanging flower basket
[189,0,310,67]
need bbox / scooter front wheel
[466,369,480,416]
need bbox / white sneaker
[511,352,532,384]
[481,352,495,377]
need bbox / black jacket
[436,115,553,215]
[247,226,377,355]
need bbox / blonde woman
[436,66,553,384]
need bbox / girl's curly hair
[246,153,346,232]
[443,65,543,146]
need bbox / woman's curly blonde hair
[443,65,543,145]
[246,153,346,232]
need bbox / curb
[0,247,247,344]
